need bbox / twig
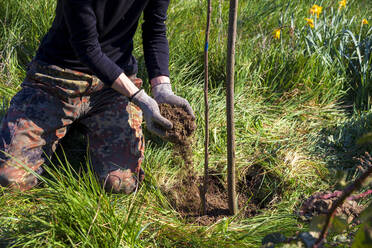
[318,191,342,200]
[201,0,212,216]
[318,189,372,201]
[313,159,372,248]
[349,189,372,201]
[226,0,238,215]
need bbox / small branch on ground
[317,189,372,201]
[314,153,372,248]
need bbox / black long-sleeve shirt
[35,0,170,86]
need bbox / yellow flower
[273,29,281,40]
[339,0,346,10]
[310,4,323,18]
[305,18,314,28]
[362,19,368,25]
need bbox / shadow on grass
[0,188,54,248]
[50,122,89,173]
[0,240,12,248]
[312,111,372,179]
[0,215,50,248]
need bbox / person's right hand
[131,89,173,137]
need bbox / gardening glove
[152,83,195,120]
[131,89,173,137]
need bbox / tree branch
[313,156,372,247]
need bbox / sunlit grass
[0,0,371,247]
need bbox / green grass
[0,0,372,247]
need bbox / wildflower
[273,29,281,40]
[339,0,346,10]
[362,19,368,25]
[305,18,314,28]
[310,4,323,18]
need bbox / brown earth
[158,104,264,225]
[158,103,196,146]
[163,170,259,225]
[158,103,196,168]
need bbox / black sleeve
[142,0,170,80]
[62,0,122,86]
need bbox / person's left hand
[152,83,195,120]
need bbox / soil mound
[158,104,260,225]
[164,171,258,225]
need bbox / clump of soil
[164,171,201,213]
[158,103,196,167]
[158,103,196,145]
[299,191,364,223]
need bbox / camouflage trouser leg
[0,60,144,193]
[0,84,70,190]
[80,87,144,194]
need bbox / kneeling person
[0,0,194,193]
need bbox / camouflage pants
[0,60,145,193]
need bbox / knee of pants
[102,168,144,194]
[0,165,38,191]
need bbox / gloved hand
[131,89,173,137]
[152,83,195,120]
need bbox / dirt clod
[158,103,196,168]
[158,103,196,145]
[299,191,364,223]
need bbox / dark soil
[238,163,283,208]
[163,170,260,225]
[163,162,288,225]
[158,104,267,225]
[158,103,196,168]
[158,103,196,145]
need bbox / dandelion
[362,19,368,25]
[339,0,346,10]
[273,29,281,40]
[310,4,322,18]
[305,18,314,28]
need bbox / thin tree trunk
[201,0,212,216]
[226,0,238,215]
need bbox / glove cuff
[128,89,143,102]
[131,89,151,107]
[152,83,173,98]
